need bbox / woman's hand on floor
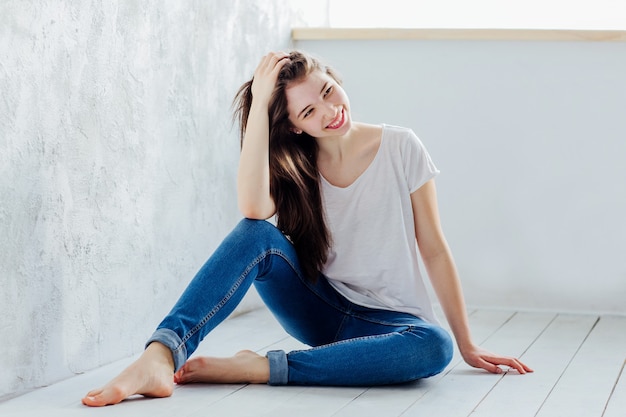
[461,344,534,374]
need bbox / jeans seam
[349,313,421,327]
[303,326,418,353]
[333,313,351,342]
[179,248,281,346]
[272,250,354,318]
[295,331,402,353]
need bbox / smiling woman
[328,0,626,30]
[81,49,532,407]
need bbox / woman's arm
[237,52,289,219]
[411,179,533,374]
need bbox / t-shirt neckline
[320,124,386,190]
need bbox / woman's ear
[291,128,303,135]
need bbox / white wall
[296,38,626,315]
[0,0,327,400]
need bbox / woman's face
[285,70,352,139]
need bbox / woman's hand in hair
[251,52,290,106]
[236,52,288,219]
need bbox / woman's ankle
[144,342,175,371]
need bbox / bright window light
[328,0,626,30]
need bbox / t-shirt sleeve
[403,129,440,193]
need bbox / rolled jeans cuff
[146,328,187,372]
[267,350,289,385]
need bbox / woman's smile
[326,108,345,130]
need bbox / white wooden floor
[1,306,625,417]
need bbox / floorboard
[603,357,626,417]
[535,315,626,417]
[400,312,556,417]
[0,308,623,417]
[471,314,598,417]
[332,382,432,417]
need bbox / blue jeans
[147,219,453,386]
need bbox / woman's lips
[326,108,345,129]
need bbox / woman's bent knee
[234,218,286,240]
[426,325,454,376]
[405,325,454,380]
[237,218,278,234]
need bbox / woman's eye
[304,109,313,118]
[324,86,333,97]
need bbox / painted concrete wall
[296,38,626,315]
[0,0,327,400]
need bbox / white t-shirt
[321,124,440,323]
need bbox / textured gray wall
[0,0,314,400]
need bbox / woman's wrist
[250,95,271,111]
[455,335,476,355]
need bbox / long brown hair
[233,51,339,282]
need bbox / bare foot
[174,350,269,385]
[82,342,175,407]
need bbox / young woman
[82,51,532,407]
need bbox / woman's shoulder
[381,123,415,138]
[352,122,414,134]
[378,124,421,154]
[351,123,417,153]
[352,122,383,137]
[349,122,383,151]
